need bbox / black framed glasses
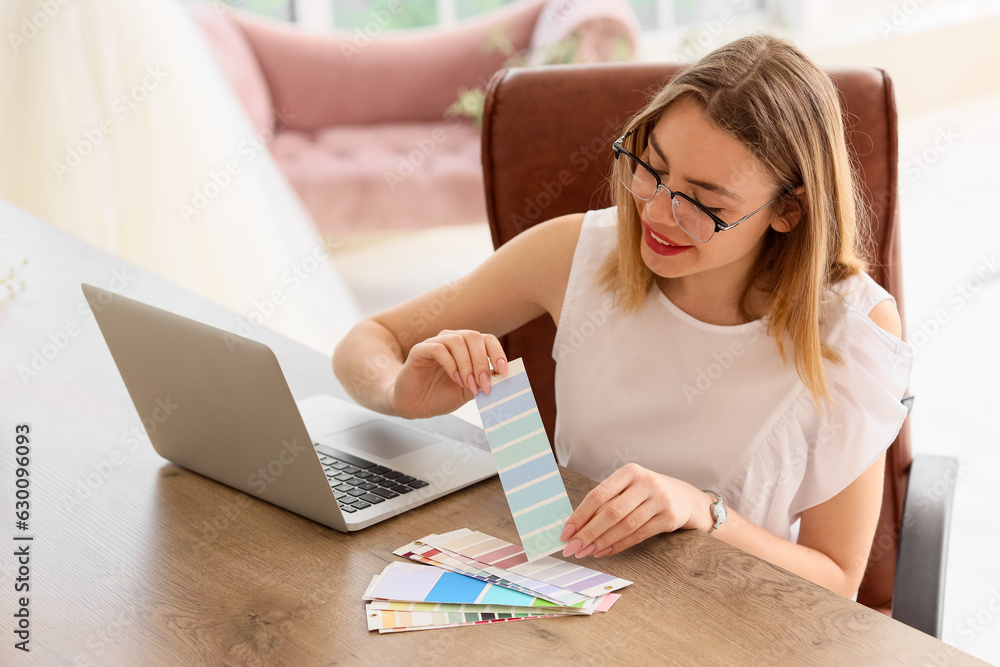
[612,131,786,243]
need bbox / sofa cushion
[270,120,486,234]
[227,1,548,129]
[187,3,274,135]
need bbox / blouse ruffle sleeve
[787,295,914,519]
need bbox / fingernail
[560,523,576,542]
[576,543,597,558]
[594,547,613,558]
[498,358,508,375]
[479,371,491,394]
[453,371,463,386]
[467,374,478,395]
[563,538,582,557]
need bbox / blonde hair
[598,33,872,408]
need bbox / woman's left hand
[560,463,714,558]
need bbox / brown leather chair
[480,62,958,636]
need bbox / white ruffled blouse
[551,206,914,541]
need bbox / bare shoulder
[516,211,585,251]
[866,298,903,339]
[864,295,909,399]
[830,272,904,341]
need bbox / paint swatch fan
[362,358,633,633]
[362,528,632,632]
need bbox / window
[331,0,438,30]
[234,0,296,22]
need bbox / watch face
[704,491,726,530]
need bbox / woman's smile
[642,220,693,256]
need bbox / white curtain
[0,0,362,355]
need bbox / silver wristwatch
[703,490,727,534]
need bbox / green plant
[445,23,585,127]
[445,87,488,127]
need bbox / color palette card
[475,357,573,559]
[394,539,575,605]
[364,584,621,632]
[365,529,630,634]
[363,562,583,610]
[423,529,633,599]
[366,601,559,632]
[372,614,547,633]
[367,599,617,616]
[394,535,591,607]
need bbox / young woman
[332,33,913,599]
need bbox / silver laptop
[81,283,497,531]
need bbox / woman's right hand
[388,329,509,419]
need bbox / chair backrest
[481,62,910,611]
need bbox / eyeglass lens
[617,152,716,242]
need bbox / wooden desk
[0,202,986,666]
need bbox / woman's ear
[771,185,805,233]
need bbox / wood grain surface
[0,203,987,666]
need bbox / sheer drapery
[0,0,362,354]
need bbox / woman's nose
[644,189,674,221]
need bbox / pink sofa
[189,0,638,236]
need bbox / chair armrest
[891,454,959,638]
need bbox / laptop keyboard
[314,444,429,514]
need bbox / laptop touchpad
[325,419,438,460]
